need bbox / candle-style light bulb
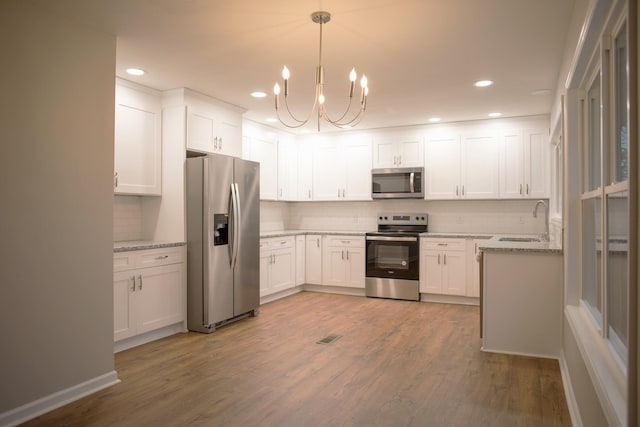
[274,82,280,95]
[349,68,357,82]
[282,66,290,80]
[360,75,368,89]
[318,93,325,105]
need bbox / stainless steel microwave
[371,167,424,199]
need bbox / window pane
[606,190,628,364]
[587,74,602,191]
[613,23,629,183]
[582,196,602,326]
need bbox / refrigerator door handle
[230,182,241,269]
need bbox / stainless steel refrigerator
[186,154,260,333]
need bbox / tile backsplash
[113,196,144,241]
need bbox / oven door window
[366,239,419,280]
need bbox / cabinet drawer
[114,252,137,272]
[421,238,466,251]
[137,247,185,268]
[261,236,294,250]
[325,236,365,248]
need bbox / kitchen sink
[498,237,540,242]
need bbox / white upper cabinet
[500,128,549,199]
[297,141,314,201]
[114,79,162,196]
[277,134,298,201]
[186,105,241,157]
[243,133,278,201]
[425,131,500,199]
[372,137,424,168]
[312,135,372,201]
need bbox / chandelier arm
[321,97,367,127]
[319,96,358,125]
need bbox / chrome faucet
[532,200,549,242]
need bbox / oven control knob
[415,216,419,220]
[384,216,388,220]
[379,216,383,220]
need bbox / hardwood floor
[23,292,571,426]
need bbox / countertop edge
[114,241,186,253]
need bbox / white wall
[0,0,117,419]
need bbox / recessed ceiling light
[428,117,441,122]
[265,117,278,123]
[488,112,502,118]
[251,91,267,98]
[125,68,145,76]
[474,80,493,87]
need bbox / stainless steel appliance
[186,154,260,333]
[365,213,428,301]
[371,167,424,199]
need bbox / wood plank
[22,292,571,426]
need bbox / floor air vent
[317,334,342,345]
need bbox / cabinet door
[313,141,342,200]
[250,135,278,200]
[441,251,467,296]
[114,271,136,341]
[500,131,525,198]
[297,142,314,200]
[397,139,424,167]
[114,83,161,195]
[425,136,461,199]
[278,136,298,201]
[372,140,398,168]
[295,235,305,285]
[525,129,549,198]
[136,263,185,334]
[420,249,443,293]
[323,247,348,286]
[462,134,500,199]
[215,117,241,158]
[270,248,295,293]
[344,247,366,288]
[344,138,372,200]
[186,108,216,153]
[305,235,323,285]
[259,247,272,296]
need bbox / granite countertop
[421,232,495,239]
[478,235,562,254]
[260,230,370,238]
[114,240,186,252]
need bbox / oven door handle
[366,235,418,242]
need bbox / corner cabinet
[322,235,365,288]
[114,79,162,195]
[312,136,372,201]
[113,246,186,342]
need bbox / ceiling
[40,0,576,134]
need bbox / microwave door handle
[409,172,415,193]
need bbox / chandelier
[273,11,369,131]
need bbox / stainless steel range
[365,213,428,301]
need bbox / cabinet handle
[462,186,465,196]
[316,238,320,248]
[308,189,311,199]
[437,243,448,246]
[456,186,459,196]
[280,241,287,245]
[519,184,523,195]
[114,172,118,188]
[526,184,529,195]
[271,254,275,264]
[443,254,447,265]
[346,250,350,260]
[393,155,397,165]
[342,250,345,260]
[398,155,402,165]
[131,276,136,292]
[155,255,169,260]
[475,243,478,253]
[138,274,143,290]
[437,254,441,264]
[219,137,222,150]
[338,189,340,198]
[342,189,346,198]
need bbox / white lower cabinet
[420,238,467,296]
[260,236,295,296]
[305,234,323,285]
[295,235,305,285]
[322,236,365,288]
[113,246,185,342]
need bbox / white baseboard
[114,322,186,353]
[0,371,119,427]
[420,293,480,306]
[559,349,584,427]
